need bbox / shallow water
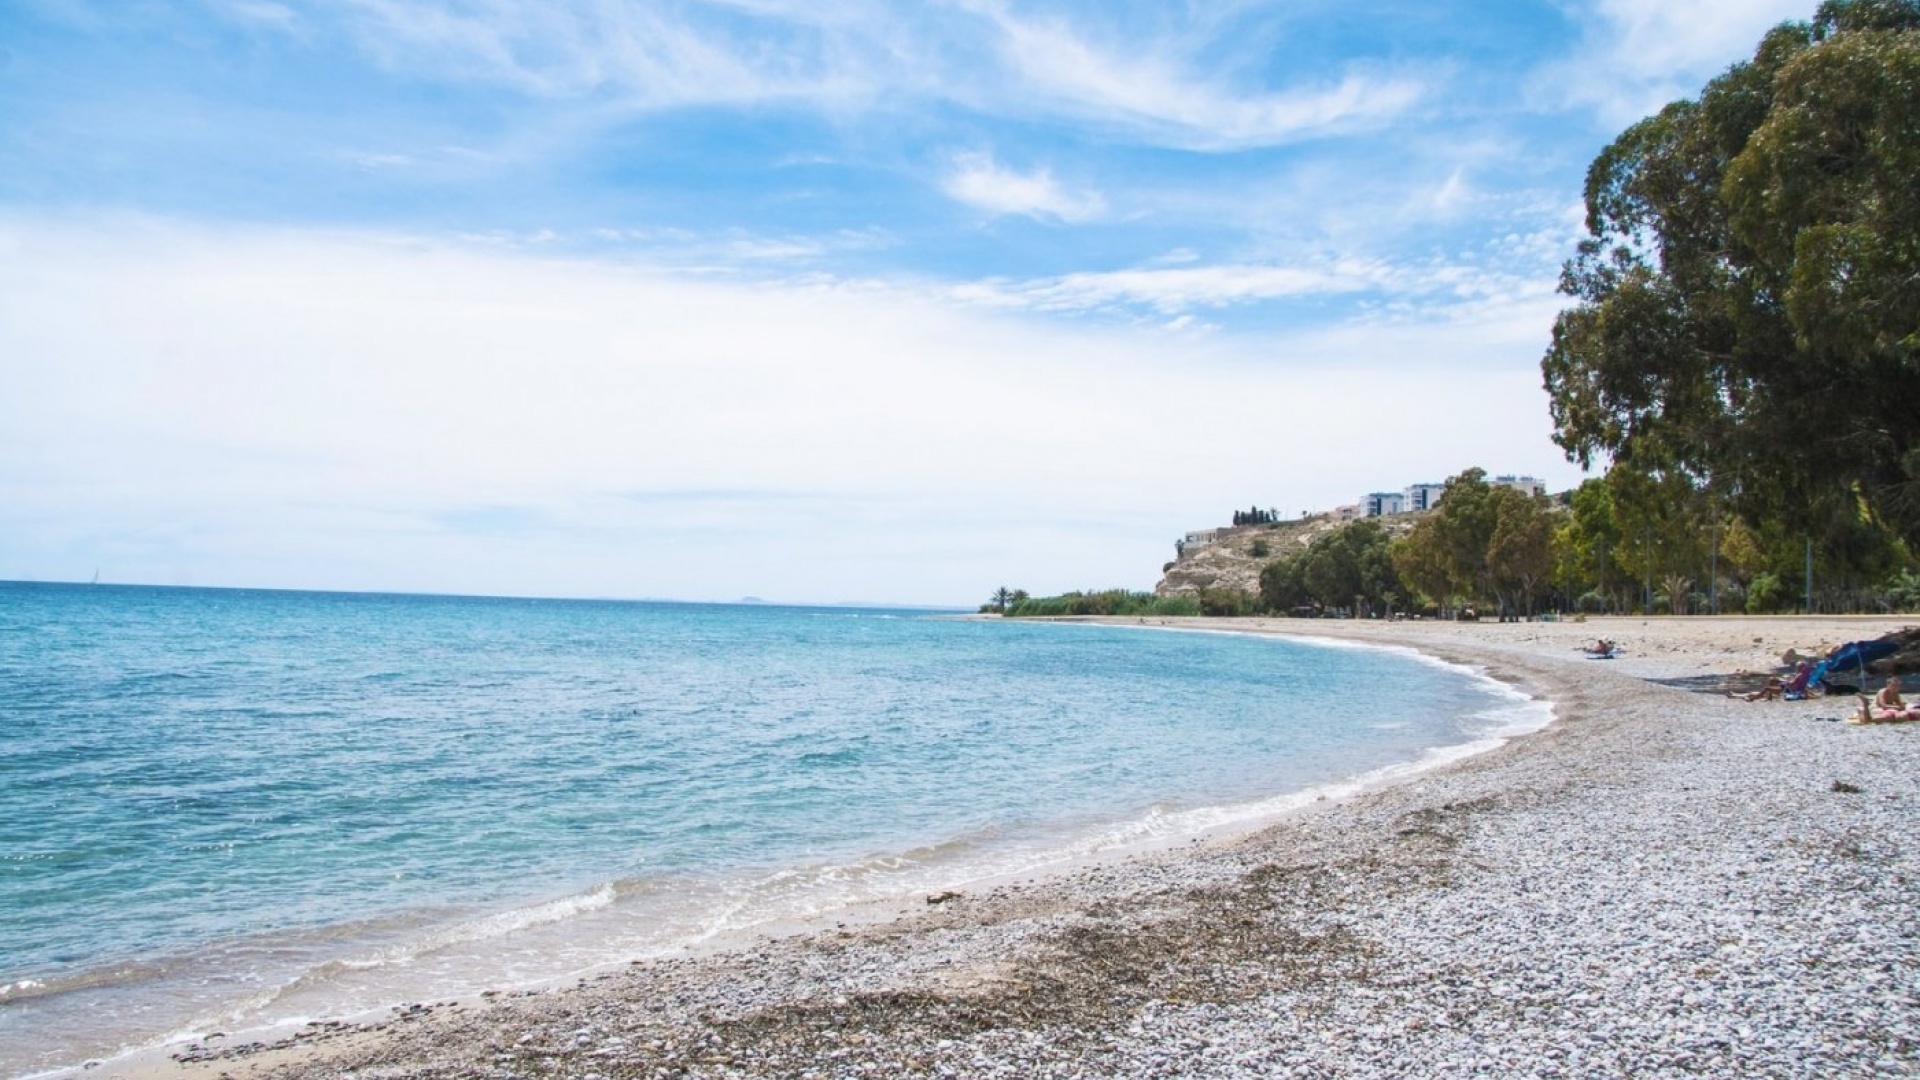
[0,583,1541,1077]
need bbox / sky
[0,0,1815,606]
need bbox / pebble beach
[98,615,1920,1079]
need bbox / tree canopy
[1257,518,1406,616]
[1392,469,1557,617]
[1542,0,1920,545]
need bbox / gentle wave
[0,585,1542,1078]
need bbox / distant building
[1404,482,1445,511]
[1364,491,1406,517]
[1358,475,1544,517]
[1175,528,1223,558]
[1491,474,1547,498]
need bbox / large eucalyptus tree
[1542,0,1920,545]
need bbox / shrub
[1197,588,1248,617]
[1745,572,1792,614]
[1006,590,1199,618]
[1883,570,1920,612]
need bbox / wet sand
[87,615,1920,1079]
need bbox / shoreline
[28,622,1539,1079]
[69,616,1920,1077]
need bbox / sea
[0,581,1547,1077]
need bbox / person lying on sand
[1583,639,1617,658]
[1731,661,1812,702]
[1854,675,1920,723]
[1782,644,1838,667]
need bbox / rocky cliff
[1154,512,1424,597]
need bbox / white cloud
[319,0,869,104]
[1429,167,1470,215]
[210,1,1424,150]
[942,154,1104,221]
[1538,0,1813,123]
[0,216,1587,603]
[584,226,896,267]
[964,1,1425,149]
[970,261,1387,314]
[945,251,1559,320]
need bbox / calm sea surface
[0,582,1544,1076]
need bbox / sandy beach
[93,615,1919,1079]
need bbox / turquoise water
[0,582,1541,1076]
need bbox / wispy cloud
[955,261,1389,315]
[198,0,1424,150]
[311,0,999,111]
[946,249,1560,321]
[1535,0,1811,123]
[941,153,1104,221]
[967,1,1427,149]
[583,226,896,267]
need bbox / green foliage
[1259,556,1310,612]
[1006,590,1200,618]
[1543,1,1920,547]
[1250,539,1271,558]
[1233,507,1280,526]
[1553,478,1631,612]
[1394,469,1557,616]
[1197,588,1249,617]
[1746,572,1795,613]
[1258,518,1407,616]
[1660,573,1695,616]
[1884,569,1920,610]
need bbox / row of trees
[1261,466,1919,618]
[1260,469,1559,619]
[1551,468,1917,614]
[999,459,1917,621]
[987,589,1201,618]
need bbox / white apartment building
[1364,491,1406,517]
[1405,482,1445,511]
[1363,475,1544,516]
[1491,474,1547,497]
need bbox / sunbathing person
[1732,661,1811,701]
[1855,675,1920,723]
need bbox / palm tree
[990,586,1014,614]
[1660,573,1693,616]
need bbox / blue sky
[0,0,1812,604]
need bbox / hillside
[1154,512,1426,598]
